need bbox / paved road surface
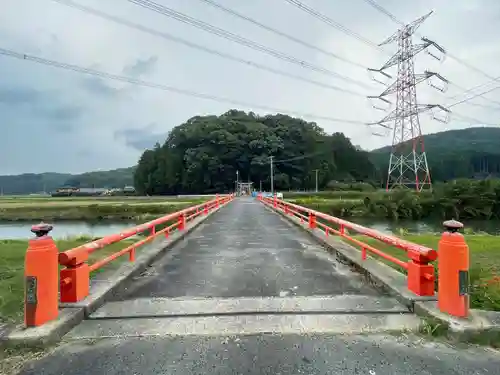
[15,198,500,374]
[19,334,500,374]
[118,197,379,299]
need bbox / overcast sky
[1,0,499,175]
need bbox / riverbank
[352,233,500,311]
[0,196,208,221]
[284,179,500,221]
[0,236,137,324]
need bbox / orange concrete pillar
[24,223,59,327]
[438,220,469,317]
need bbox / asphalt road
[19,334,500,375]
[118,197,379,300]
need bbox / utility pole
[270,156,274,195]
[313,169,319,193]
[367,11,449,192]
[236,170,239,196]
[259,180,262,192]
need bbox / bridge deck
[117,197,380,300]
[17,198,500,374]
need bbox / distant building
[51,187,109,197]
[123,186,136,193]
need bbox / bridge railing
[24,194,234,327]
[259,194,470,318]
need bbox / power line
[273,150,329,164]
[360,0,402,24]
[448,77,498,99]
[281,0,500,112]
[451,112,499,126]
[195,0,367,69]
[446,84,500,109]
[455,101,500,111]
[283,0,384,51]
[360,0,500,95]
[127,0,372,89]
[50,0,364,97]
[0,47,371,125]
[447,79,500,108]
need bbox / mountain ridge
[2,127,499,194]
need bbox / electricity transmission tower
[367,11,450,191]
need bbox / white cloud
[0,0,499,174]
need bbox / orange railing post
[273,194,277,208]
[438,220,470,317]
[24,223,59,327]
[178,213,186,230]
[406,250,435,297]
[308,212,316,229]
[204,203,209,215]
[216,194,220,208]
[59,248,90,303]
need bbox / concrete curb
[1,200,232,347]
[261,201,500,342]
[414,300,500,343]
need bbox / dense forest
[370,127,500,181]
[1,117,499,195]
[134,111,376,194]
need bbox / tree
[134,110,377,194]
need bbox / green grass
[0,197,209,221]
[0,236,139,324]
[348,233,500,311]
[284,190,384,200]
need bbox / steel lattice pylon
[367,11,449,192]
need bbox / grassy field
[284,190,383,200]
[349,233,500,311]
[0,236,139,324]
[0,196,210,221]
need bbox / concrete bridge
[9,195,500,374]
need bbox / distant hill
[2,127,499,195]
[0,167,135,195]
[370,127,500,181]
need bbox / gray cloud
[122,56,159,78]
[0,86,82,125]
[42,106,82,121]
[0,0,498,174]
[81,77,120,97]
[115,124,167,151]
[0,87,40,104]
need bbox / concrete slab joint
[262,200,500,342]
[1,200,232,347]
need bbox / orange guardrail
[259,194,470,317]
[24,193,234,327]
